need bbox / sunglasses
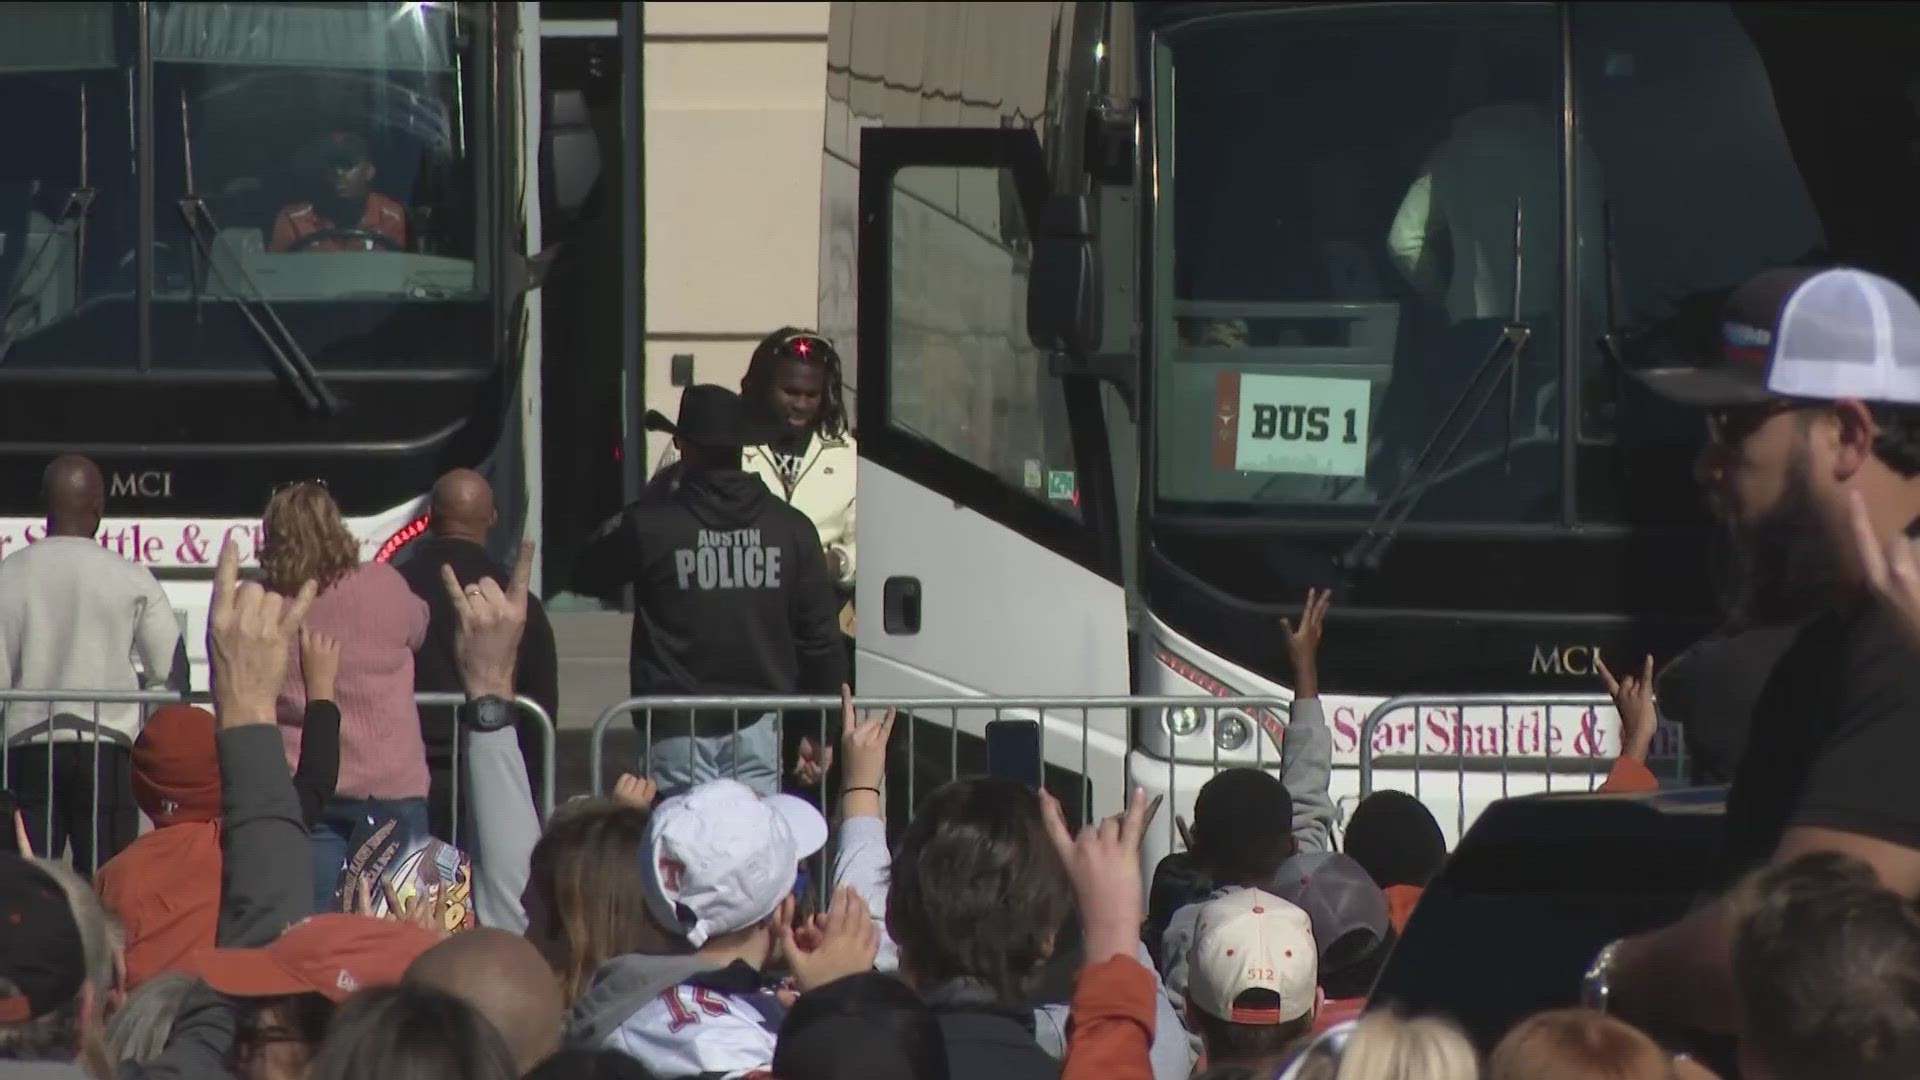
[267,478,330,501]
[768,331,837,365]
[1704,401,1821,448]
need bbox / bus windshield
[0,1,492,372]
[1149,2,1920,526]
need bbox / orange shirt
[1384,883,1424,934]
[269,192,408,252]
[1063,954,1158,1080]
[94,821,222,988]
[1598,756,1660,795]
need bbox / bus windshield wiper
[0,87,97,361]
[175,93,340,415]
[1339,200,1533,571]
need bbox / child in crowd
[1186,889,1321,1076]
[562,778,876,1078]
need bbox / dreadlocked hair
[741,325,850,440]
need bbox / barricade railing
[589,693,1297,860]
[1356,693,1682,841]
[1,688,555,875]
[420,692,557,847]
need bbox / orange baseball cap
[179,914,440,1003]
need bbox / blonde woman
[260,482,429,912]
[1283,1013,1480,1080]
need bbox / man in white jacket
[653,328,857,599]
[0,456,186,871]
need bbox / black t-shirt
[1656,619,1804,784]
[1724,591,1920,867]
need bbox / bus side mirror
[508,242,565,293]
[1030,193,1136,406]
[1028,194,1099,356]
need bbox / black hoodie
[574,466,847,734]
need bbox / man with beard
[1644,446,1810,784]
[1578,267,1920,1038]
[270,131,408,253]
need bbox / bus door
[853,126,1131,817]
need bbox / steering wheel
[290,228,404,253]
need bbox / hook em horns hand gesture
[209,537,316,728]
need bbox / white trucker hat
[1633,267,1920,407]
[1187,888,1319,1026]
[640,779,829,948]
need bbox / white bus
[0,1,547,688]
[826,1,1911,863]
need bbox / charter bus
[827,0,1920,861]
[0,1,545,686]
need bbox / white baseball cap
[1188,888,1319,1026]
[1634,267,1920,407]
[639,779,829,948]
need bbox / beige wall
[643,2,829,469]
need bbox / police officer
[574,385,847,797]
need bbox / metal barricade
[1356,693,1659,842]
[0,687,556,874]
[588,693,1297,862]
[0,687,195,875]
[424,692,557,846]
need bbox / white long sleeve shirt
[1388,102,1607,323]
[0,536,184,745]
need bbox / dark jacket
[921,981,1061,1080]
[399,536,561,755]
[574,467,846,735]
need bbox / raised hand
[1041,786,1159,966]
[1281,588,1332,698]
[794,737,834,789]
[443,539,533,700]
[300,629,341,703]
[1596,653,1658,762]
[778,885,879,992]
[613,773,658,810]
[382,879,457,940]
[838,685,894,819]
[210,537,316,727]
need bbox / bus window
[886,163,1081,520]
[1574,2,1920,520]
[1152,4,1572,523]
[148,1,491,371]
[0,3,137,368]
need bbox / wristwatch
[1582,938,1627,1013]
[460,695,515,734]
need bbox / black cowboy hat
[644,384,786,448]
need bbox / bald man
[397,469,559,841]
[407,928,565,1074]
[0,455,187,870]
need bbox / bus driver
[270,131,409,254]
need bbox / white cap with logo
[639,778,830,948]
[1187,888,1319,1026]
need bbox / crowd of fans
[16,268,1920,1079]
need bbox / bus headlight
[1216,712,1252,752]
[1164,706,1204,738]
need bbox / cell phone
[985,719,1043,790]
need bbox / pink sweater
[276,563,430,800]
